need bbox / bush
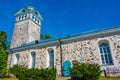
[9,65,56,80]
[70,63,102,80]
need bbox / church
[7,4,120,76]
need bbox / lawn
[0,78,18,80]
[99,76,120,80]
[1,77,120,80]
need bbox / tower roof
[15,5,43,20]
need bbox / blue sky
[0,0,120,41]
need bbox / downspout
[59,38,63,76]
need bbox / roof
[15,5,43,20]
[11,25,120,52]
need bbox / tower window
[35,18,36,21]
[32,16,35,20]
[38,20,39,23]
[22,9,25,12]
[25,14,27,18]
[35,12,38,15]
[22,16,24,19]
[99,41,113,65]
[19,17,20,20]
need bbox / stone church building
[7,5,120,75]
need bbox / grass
[0,78,18,80]
[99,76,120,80]
[0,76,120,80]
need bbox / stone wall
[8,33,120,75]
[10,20,29,48]
[10,20,40,48]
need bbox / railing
[104,67,120,77]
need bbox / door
[63,60,71,76]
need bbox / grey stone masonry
[10,19,40,48]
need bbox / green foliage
[9,65,56,80]
[0,31,8,49]
[0,78,18,80]
[0,48,7,74]
[40,33,52,40]
[0,31,8,74]
[70,63,102,80]
[99,76,120,80]
[0,31,7,41]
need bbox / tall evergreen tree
[0,31,7,74]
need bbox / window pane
[101,55,105,64]
[102,59,105,64]
[49,50,54,67]
[99,42,113,65]
[103,48,106,53]
[106,47,110,53]
[100,48,103,53]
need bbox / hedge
[9,65,56,80]
[70,63,102,80]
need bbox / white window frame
[99,42,113,65]
[47,49,54,68]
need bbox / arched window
[30,52,36,68]
[48,49,54,67]
[99,42,113,65]
[14,54,20,65]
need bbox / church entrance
[63,60,71,76]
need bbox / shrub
[9,65,56,80]
[70,63,102,80]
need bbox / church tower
[10,5,42,48]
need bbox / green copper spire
[15,5,43,21]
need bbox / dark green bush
[9,65,56,80]
[70,63,102,80]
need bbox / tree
[40,33,52,40]
[0,31,7,49]
[0,30,8,74]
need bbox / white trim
[98,39,114,65]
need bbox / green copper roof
[15,5,43,20]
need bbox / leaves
[70,63,102,80]
[40,33,52,40]
[0,31,9,49]
[0,31,8,74]
[9,65,56,80]
[0,31,7,41]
